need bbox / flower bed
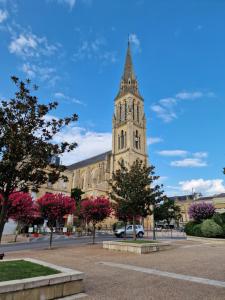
[0,258,85,300]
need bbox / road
[0,231,186,253]
[0,233,115,253]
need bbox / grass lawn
[0,260,60,282]
[119,240,158,244]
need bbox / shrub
[192,224,203,237]
[188,202,215,222]
[213,213,225,226]
[213,213,224,226]
[184,221,203,236]
[201,219,223,238]
[184,221,197,236]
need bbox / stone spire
[115,40,142,100]
[122,40,136,81]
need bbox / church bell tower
[112,41,148,172]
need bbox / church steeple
[123,40,136,81]
[112,40,147,171]
[116,40,142,100]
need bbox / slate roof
[169,195,195,202]
[197,196,214,201]
[213,193,225,198]
[66,150,112,170]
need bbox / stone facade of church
[38,42,148,201]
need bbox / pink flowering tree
[188,202,215,222]
[37,193,75,248]
[8,192,35,241]
[0,192,35,242]
[80,197,112,244]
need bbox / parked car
[114,225,144,238]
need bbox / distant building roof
[169,195,195,202]
[197,196,214,201]
[66,150,112,170]
[213,193,225,198]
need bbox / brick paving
[5,239,225,299]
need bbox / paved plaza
[5,239,225,299]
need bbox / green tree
[71,187,85,225]
[0,76,78,242]
[71,187,84,207]
[110,159,164,240]
[154,199,182,227]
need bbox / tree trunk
[124,221,127,239]
[14,224,21,243]
[132,216,136,240]
[49,228,53,249]
[0,195,8,243]
[92,224,96,244]
[152,209,156,240]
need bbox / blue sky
[0,0,225,196]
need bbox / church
[39,42,148,199]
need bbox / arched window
[118,134,120,150]
[121,130,124,149]
[125,131,127,148]
[135,130,139,149]
[137,104,139,123]
[133,100,135,120]
[119,103,122,122]
[128,78,131,85]
[125,101,127,121]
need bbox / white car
[114,225,144,238]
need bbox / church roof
[66,150,112,170]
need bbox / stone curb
[0,258,84,294]
[187,236,225,243]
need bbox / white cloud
[179,179,225,195]
[175,91,203,100]
[193,152,208,158]
[158,150,188,157]
[73,37,116,64]
[0,9,8,23]
[22,63,59,86]
[151,91,214,123]
[54,92,85,106]
[170,158,207,167]
[53,126,112,165]
[129,33,141,52]
[57,0,76,10]
[151,104,177,123]
[9,32,58,59]
[158,149,208,167]
[147,137,163,145]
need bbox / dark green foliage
[212,213,225,226]
[71,187,84,223]
[154,199,182,225]
[71,187,84,204]
[110,159,164,239]
[0,260,59,282]
[192,224,203,237]
[112,221,125,232]
[201,219,223,238]
[0,77,78,241]
[184,221,198,236]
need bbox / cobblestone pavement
[5,239,225,300]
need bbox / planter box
[103,241,170,254]
[0,258,85,300]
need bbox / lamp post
[168,208,174,238]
